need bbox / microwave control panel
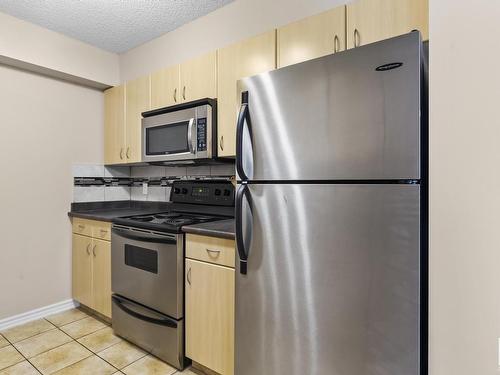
[196,118,207,151]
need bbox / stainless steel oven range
[111,180,235,370]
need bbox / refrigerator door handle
[236,92,250,181]
[236,184,252,275]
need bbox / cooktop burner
[112,180,235,233]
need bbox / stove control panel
[170,180,234,206]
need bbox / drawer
[92,221,111,241]
[72,218,93,237]
[186,234,235,268]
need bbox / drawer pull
[206,248,221,258]
[78,224,85,229]
[100,229,108,233]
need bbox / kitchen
[0,0,496,374]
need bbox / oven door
[111,226,184,319]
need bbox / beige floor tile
[0,336,9,349]
[45,309,88,328]
[14,329,72,358]
[0,361,39,375]
[0,346,24,371]
[1,320,55,343]
[59,317,106,339]
[77,327,122,353]
[53,355,117,375]
[30,341,92,374]
[97,341,146,369]
[122,355,176,375]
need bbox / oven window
[124,245,158,274]
[146,121,189,155]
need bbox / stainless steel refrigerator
[234,32,427,375]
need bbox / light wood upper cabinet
[278,6,346,68]
[347,0,429,48]
[151,64,180,109]
[104,85,125,164]
[217,31,276,157]
[92,238,111,318]
[180,51,217,103]
[125,76,150,163]
[186,258,235,375]
[72,234,93,308]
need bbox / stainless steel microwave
[142,99,216,164]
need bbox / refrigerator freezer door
[235,184,421,375]
[237,32,422,181]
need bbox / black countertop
[68,201,172,222]
[182,219,235,240]
[69,201,235,239]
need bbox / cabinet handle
[334,35,340,53]
[92,244,97,257]
[126,147,130,159]
[220,135,224,151]
[182,86,186,101]
[354,29,361,48]
[86,243,91,255]
[100,229,108,233]
[120,148,124,160]
[78,224,85,229]
[187,267,192,285]
[206,248,221,258]
[173,88,177,103]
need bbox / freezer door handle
[236,91,250,181]
[236,184,252,274]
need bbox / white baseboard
[0,299,79,331]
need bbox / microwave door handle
[187,118,196,154]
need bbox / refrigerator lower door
[235,184,421,375]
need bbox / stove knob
[174,188,180,194]
[182,188,188,195]
[224,189,231,196]
[214,188,221,196]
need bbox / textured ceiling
[0,0,234,53]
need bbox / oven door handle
[112,228,177,244]
[187,118,196,154]
[112,295,178,328]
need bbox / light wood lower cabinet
[186,234,236,375]
[72,234,93,308]
[347,0,429,48]
[72,219,112,318]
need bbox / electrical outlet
[142,182,148,195]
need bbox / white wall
[0,65,104,319]
[0,11,119,86]
[429,0,500,374]
[120,0,345,82]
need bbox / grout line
[95,340,148,372]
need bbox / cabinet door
[92,238,112,318]
[104,85,126,164]
[180,51,217,103]
[151,65,180,109]
[347,0,428,48]
[125,76,150,163]
[217,31,276,157]
[72,234,93,308]
[186,259,235,375]
[278,6,346,68]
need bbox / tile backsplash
[72,163,235,203]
